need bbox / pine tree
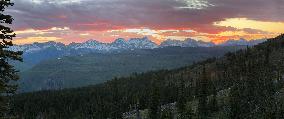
[177,74,186,119]
[160,109,173,119]
[0,0,22,116]
[135,100,141,119]
[228,52,244,119]
[197,65,208,118]
[209,85,218,112]
[244,56,257,117]
[109,81,122,119]
[260,45,277,117]
[229,84,242,119]
[148,81,160,119]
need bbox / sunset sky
[7,0,284,44]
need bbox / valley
[19,46,245,92]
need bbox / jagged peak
[238,38,247,41]
[113,38,126,43]
[84,39,102,44]
[184,38,197,42]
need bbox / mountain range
[11,34,284,118]
[10,37,266,53]
[10,37,266,71]
[19,46,245,92]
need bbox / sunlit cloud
[211,30,277,44]
[15,29,48,35]
[79,33,90,36]
[217,31,248,37]
[15,27,71,35]
[107,28,200,43]
[124,29,159,36]
[9,0,284,44]
[166,36,188,40]
[214,18,284,33]
[175,0,215,9]
[14,37,62,44]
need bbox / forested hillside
[19,46,243,92]
[11,34,284,118]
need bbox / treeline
[10,34,284,118]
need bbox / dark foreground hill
[19,46,244,92]
[11,34,284,119]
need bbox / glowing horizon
[8,0,283,45]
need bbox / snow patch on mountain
[9,37,266,54]
[220,38,266,46]
[160,38,215,47]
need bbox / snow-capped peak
[128,37,158,49]
[10,37,266,54]
[113,38,127,44]
[9,41,65,53]
[160,38,215,47]
[220,38,266,46]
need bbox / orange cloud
[14,37,62,44]
[214,18,284,33]
[13,18,282,45]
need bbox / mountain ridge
[10,37,266,71]
[10,37,266,53]
[11,34,284,118]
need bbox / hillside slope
[19,46,244,92]
[11,34,284,119]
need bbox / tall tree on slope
[197,65,209,118]
[0,0,22,116]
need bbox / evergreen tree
[229,85,242,119]
[135,100,141,119]
[197,65,208,118]
[209,85,218,112]
[177,74,186,119]
[228,52,244,119]
[0,0,22,116]
[148,81,160,119]
[160,109,173,119]
[259,45,277,117]
[109,81,122,119]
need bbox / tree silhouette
[0,0,22,116]
[197,65,208,118]
[177,74,186,119]
[148,80,160,119]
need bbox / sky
[6,0,284,44]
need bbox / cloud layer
[6,0,284,44]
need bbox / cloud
[9,0,284,31]
[6,0,284,44]
[175,0,215,9]
[14,36,62,44]
[214,18,284,33]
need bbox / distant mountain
[10,41,66,53]
[160,38,215,47]
[11,37,158,53]
[10,37,158,70]
[10,37,266,54]
[11,37,266,54]
[9,37,266,71]
[220,38,266,46]
[18,46,245,92]
[11,34,284,119]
